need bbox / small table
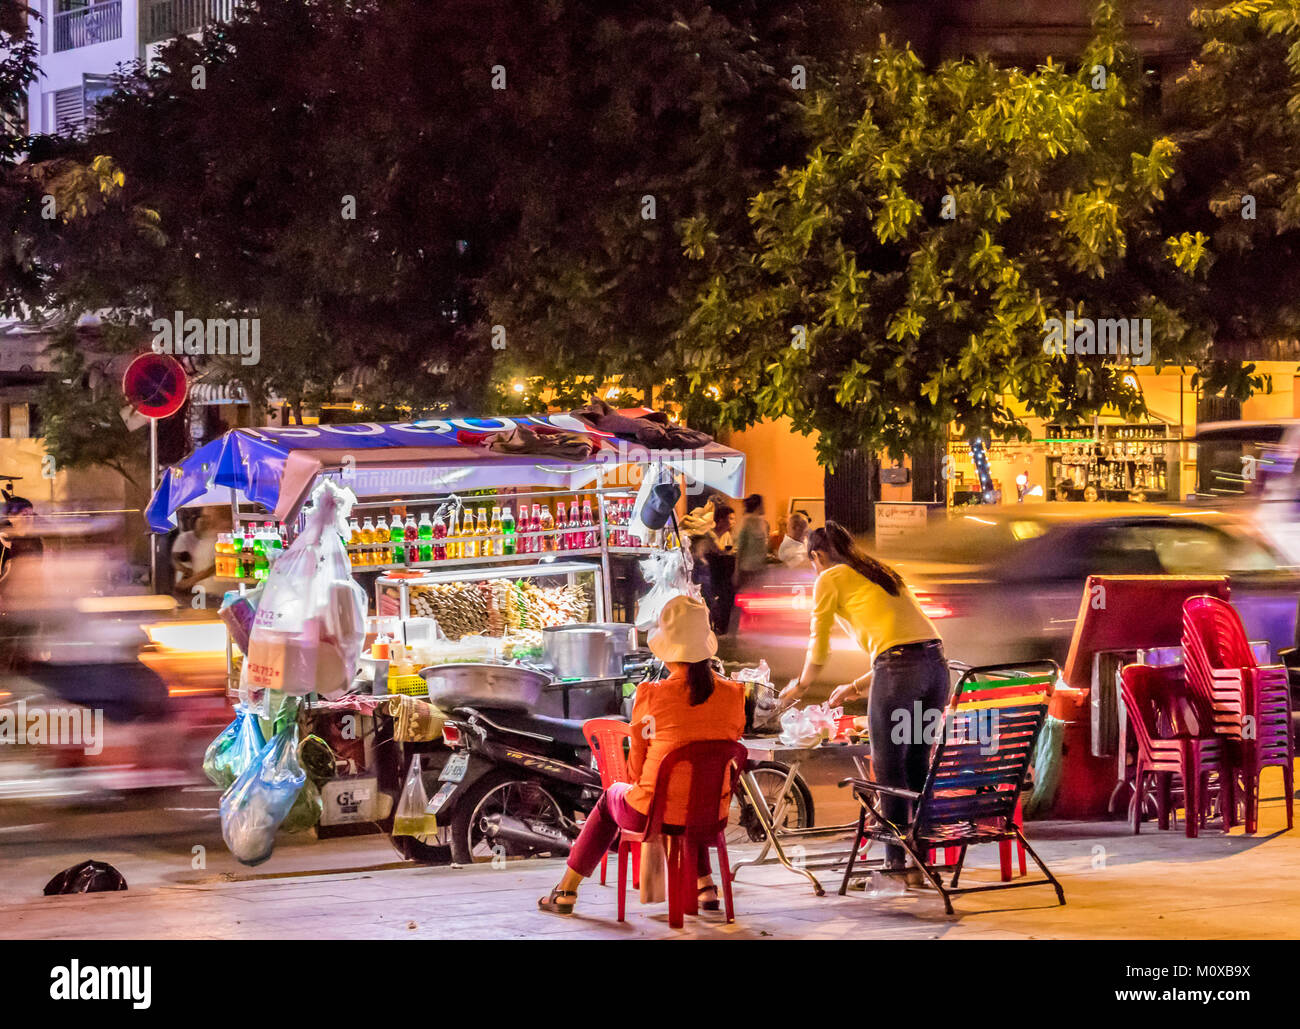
[731,737,873,897]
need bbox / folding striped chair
[837,661,1066,914]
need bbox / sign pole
[149,416,158,593]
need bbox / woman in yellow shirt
[778,520,948,871]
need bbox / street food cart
[146,410,746,856]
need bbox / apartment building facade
[24,0,236,136]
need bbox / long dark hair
[807,520,905,597]
[684,659,716,706]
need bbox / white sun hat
[647,594,718,664]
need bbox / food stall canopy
[146,412,746,531]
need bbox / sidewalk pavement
[0,785,1296,940]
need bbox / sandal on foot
[697,882,720,912]
[538,887,577,915]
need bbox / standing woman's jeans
[866,641,950,868]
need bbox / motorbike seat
[478,708,595,748]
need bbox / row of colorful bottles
[215,522,287,579]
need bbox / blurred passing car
[731,505,1300,689]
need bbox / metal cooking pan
[418,662,552,711]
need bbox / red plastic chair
[932,803,1025,880]
[1119,663,1229,837]
[617,739,748,928]
[1182,596,1294,832]
[582,718,638,888]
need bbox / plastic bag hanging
[245,479,367,698]
[635,547,699,631]
[202,705,267,790]
[219,708,307,865]
[391,754,439,837]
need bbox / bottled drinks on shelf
[374,516,388,565]
[501,504,516,556]
[476,507,491,557]
[432,509,447,560]
[461,508,478,559]
[445,509,460,560]
[555,502,569,550]
[404,514,419,564]
[418,511,433,562]
[566,500,581,550]
[528,504,542,555]
[581,499,596,548]
[489,506,502,558]
[539,504,555,551]
[389,513,405,565]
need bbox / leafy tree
[679,4,1214,464]
[1,0,40,313]
[1161,0,1300,398]
[29,0,880,429]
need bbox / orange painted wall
[719,418,825,518]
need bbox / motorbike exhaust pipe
[479,813,574,855]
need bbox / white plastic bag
[244,480,367,698]
[778,701,843,748]
[635,548,699,631]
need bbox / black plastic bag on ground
[43,860,128,895]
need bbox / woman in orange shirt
[539,595,746,915]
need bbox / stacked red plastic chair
[1118,663,1230,837]
[1182,595,1294,833]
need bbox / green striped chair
[837,661,1066,914]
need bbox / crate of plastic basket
[387,673,427,697]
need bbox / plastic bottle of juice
[525,504,539,554]
[389,513,405,565]
[445,509,459,560]
[566,500,581,550]
[581,499,596,548]
[403,514,418,563]
[476,507,491,557]
[488,506,502,557]
[347,519,362,566]
[462,508,478,559]
[432,510,448,560]
[373,516,389,565]
[539,504,555,551]
[418,511,433,562]
[501,504,516,556]
[555,502,568,551]
[242,524,256,576]
[214,533,227,577]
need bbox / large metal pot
[542,623,637,680]
[418,662,552,711]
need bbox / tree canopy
[677,4,1220,463]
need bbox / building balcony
[141,0,238,46]
[52,1,123,53]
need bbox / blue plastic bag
[220,718,306,866]
[202,705,267,791]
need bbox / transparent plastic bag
[635,549,699,631]
[202,705,266,790]
[220,715,307,865]
[391,754,438,837]
[778,701,842,748]
[245,480,367,698]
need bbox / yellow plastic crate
[387,674,427,697]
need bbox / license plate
[428,781,459,816]
[439,751,469,783]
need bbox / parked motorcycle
[392,700,815,867]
